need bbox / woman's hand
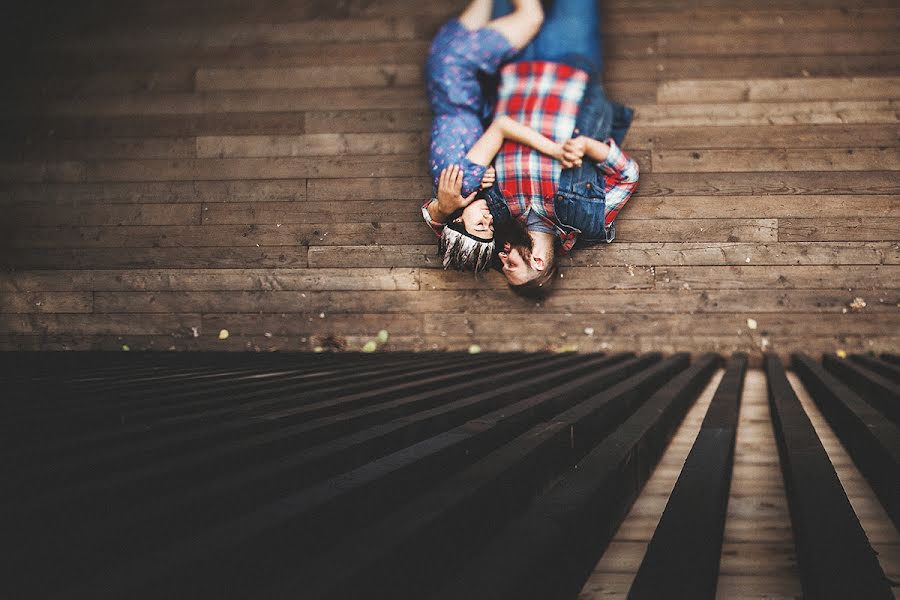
[561,136,587,169]
[437,165,478,213]
[480,166,496,189]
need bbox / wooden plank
[430,354,718,600]
[51,18,419,50]
[7,203,201,226]
[2,88,428,117]
[195,65,422,90]
[822,353,900,425]
[0,155,427,183]
[628,354,747,599]
[792,354,900,529]
[778,218,900,241]
[88,289,900,315]
[0,113,310,139]
[850,354,900,383]
[658,77,900,103]
[422,313,899,338]
[0,137,197,161]
[196,133,428,158]
[651,31,899,56]
[605,8,900,34]
[763,354,892,600]
[622,195,900,219]
[654,265,899,289]
[607,55,900,81]
[5,333,899,357]
[200,201,420,224]
[0,268,420,292]
[653,148,900,172]
[786,368,900,586]
[633,101,898,127]
[0,292,93,314]
[0,180,310,204]
[636,171,900,196]
[0,246,310,269]
[630,124,900,150]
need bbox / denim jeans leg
[528,0,602,69]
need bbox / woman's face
[456,198,494,240]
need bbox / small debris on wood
[836,349,848,359]
[584,327,594,336]
[468,344,481,354]
[218,329,229,340]
[121,344,130,351]
[849,297,866,312]
[377,330,390,343]
[747,318,758,330]
[362,340,377,353]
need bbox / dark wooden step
[258,353,701,600]
[764,353,892,600]
[822,353,900,426]
[628,353,748,600]
[57,354,664,599]
[429,353,721,600]
[792,353,900,530]
[850,354,900,384]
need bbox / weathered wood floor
[0,0,898,355]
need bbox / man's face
[457,198,494,240]
[498,241,538,285]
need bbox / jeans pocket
[556,195,606,239]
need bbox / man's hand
[561,136,587,169]
[480,166,496,189]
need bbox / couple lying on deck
[422,0,639,296]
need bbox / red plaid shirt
[494,61,638,254]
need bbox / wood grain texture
[1,0,897,362]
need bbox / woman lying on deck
[421,0,580,272]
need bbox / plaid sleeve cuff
[597,138,639,183]
[421,200,446,236]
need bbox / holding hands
[561,136,587,169]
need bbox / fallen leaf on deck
[362,340,377,353]
[468,345,481,354]
[377,330,390,343]
[836,349,847,359]
[218,329,229,340]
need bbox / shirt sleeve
[597,138,639,227]
[421,200,446,236]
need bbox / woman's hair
[438,221,495,272]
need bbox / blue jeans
[491,0,602,72]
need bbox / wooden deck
[0,0,898,356]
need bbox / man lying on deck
[423,0,640,295]
[421,0,584,272]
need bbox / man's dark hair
[495,219,559,298]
